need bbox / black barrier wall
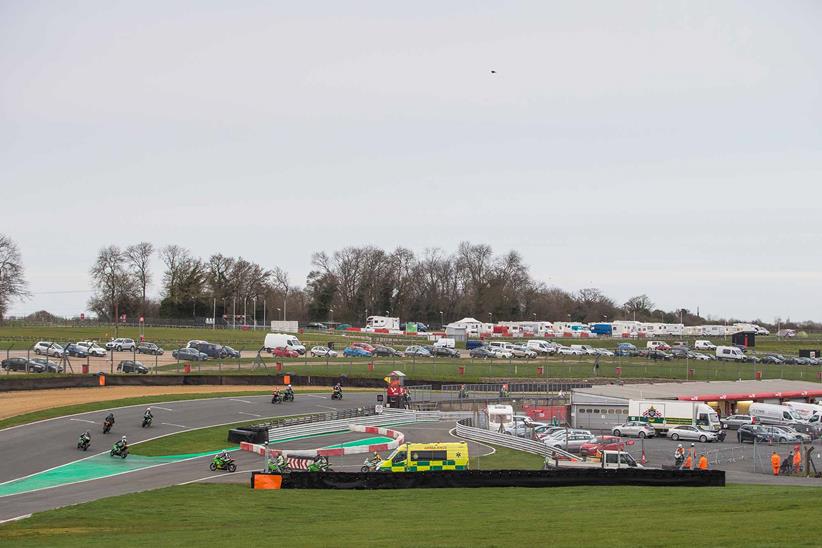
[254,469,725,489]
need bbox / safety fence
[454,417,581,462]
[441,382,589,397]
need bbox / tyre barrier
[251,469,725,490]
[240,424,405,459]
[227,427,268,444]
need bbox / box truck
[628,400,720,433]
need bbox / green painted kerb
[321,436,393,449]
[0,450,225,498]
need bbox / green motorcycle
[307,457,332,472]
[210,455,237,472]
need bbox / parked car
[646,341,671,351]
[667,425,719,443]
[271,347,300,358]
[736,424,806,444]
[644,349,673,361]
[689,351,712,361]
[222,345,241,358]
[117,360,149,374]
[106,338,136,351]
[534,426,574,439]
[372,345,402,357]
[611,421,655,438]
[33,341,64,357]
[694,340,716,350]
[63,343,88,358]
[305,322,327,330]
[76,341,107,357]
[767,425,812,443]
[429,345,460,358]
[556,345,582,356]
[594,348,615,357]
[171,347,208,361]
[614,343,639,357]
[404,346,431,357]
[188,341,227,358]
[351,342,376,353]
[31,358,64,373]
[343,346,372,358]
[136,342,164,356]
[469,347,495,359]
[720,414,757,430]
[580,435,626,457]
[737,424,770,444]
[310,346,338,358]
[544,431,597,452]
[670,347,689,358]
[762,354,785,364]
[1,357,45,373]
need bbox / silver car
[544,431,597,452]
[611,421,655,438]
[667,425,719,443]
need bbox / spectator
[683,454,693,470]
[771,451,781,476]
[793,444,802,475]
[698,454,709,470]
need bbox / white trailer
[269,320,299,333]
[366,316,400,330]
[486,404,515,434]
[628,400,720,433]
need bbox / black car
[431,346,460,358]
[670,347,689,358]
[761,355,783,364]
[117,360,149,374]
[65,343,89,358]
[1,357,45,373]
[222,345,241,358]
[189,342,226,358]
[737,424,768,443]
[172,347,208,361]
[646,350,673,361]
[305,322,327,330]
[469,347,495,359]
[136,342,164,356]
[373,345,402,357]
[31,358,64,373]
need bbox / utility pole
[232,297,236,329]
[212,298,216,330]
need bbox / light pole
[263,298,266,328]
[488,312,493,324]
[329,308,334,324]
[243,298,247,327]
[232,297,236,329]
[253,297,257,330]
[439,311,444,329]
[276,308,281,322]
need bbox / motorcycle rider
[284,384,294,400]
[270,452,287,472]
[105,412,115,426]
[332,383,342,398]
[214,450,231,468]
[144,407,153,421]
[114,435,128,454]
[272,388,282,402]
[674,444,685,468]
[368,451,382,469]
[79,430,91,447]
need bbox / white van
[570,344,597,355]
[433,338,456,349]
[749,402,806,426]
[694,340,716,350]
[263,333,306,355]
[646,341,670,351]
[527,340,555,355]
[716,346,744,361]
[486,404,515,433]
[784,402,822,423]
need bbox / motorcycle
[331,389,343,400]
[77,437,91,451]
[308,457,332,472]
[283,391,294,402]
[271,393,283,404]
[103,418,114,434]
[360,458,382,473]
[142,415,152,428]
[110,443,128,459]
[210,456,237,472]
[268,460,291,474]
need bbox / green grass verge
[127,417,278,457]
[472,444,545,470]
[2,483,822,546]
[0,391,271,431]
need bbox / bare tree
[623,294,655,320]
[272,266,290,320]
[89,245,138,321]
[124,242,154,318]
[0,234,29,319]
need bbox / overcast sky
[2,1,821,322]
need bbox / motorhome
[365,316,400,331]
[263,333,306,355]
[486,404,515,433]
[749,402,806,426]
[628,400,720,433]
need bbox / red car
[271,347,299,358]
[579,435,628,457]
[351,342,376,353]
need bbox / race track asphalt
[0,391,383,521]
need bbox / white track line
[152,406,174,411]
[68,419,96,424]
[0,514,31,524]
[448,427,496,456]
[177,470,244,486]
[228,399,252,404]
[300,394,327,399]
[238,412,262,418]
[161,423,187,428]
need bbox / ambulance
[378,442,469,472]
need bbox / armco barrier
[241,424,405,458]
[454,418,581,461]
[266,408,432,444]
[272,469,725,489]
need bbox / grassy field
[2,483,821,546]
[127,418,257,456]
[472,444,545,470]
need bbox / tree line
[0,233,812,330]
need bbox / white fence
[454,418,581,461]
